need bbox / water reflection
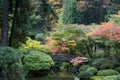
[27,72,74,80]
[27,77,73,80]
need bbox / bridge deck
[50,54,78,63]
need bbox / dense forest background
[0,0,120,47]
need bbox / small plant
[79,65,90,71]
[97,69,119,76]
[104,75,120,80]
[86,67,98,75]
[78,71,93,79]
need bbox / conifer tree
[9,0,31,47]
[61,0,81,24]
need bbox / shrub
[19,37,46,52]
[78,71,93,79]
[0,47,21,65]
[92,22,120,43]
[104,75,120,80]
[0,47,24,80]
[109,12,120,25]
[92,58,114,70]
[86,67,98,75]
[97,69,119,76]
[35,33,46,42]
[23,51,54,71]
[79,65,90,71]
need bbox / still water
[27,72,74,80]
[27,77,73,80]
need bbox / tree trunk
[9,0,19,47]
[0,0,9,46]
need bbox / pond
[26,71,74,80]
[27,77,74,80]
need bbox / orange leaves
[45,37,58,53]
[91,21,120,42]
[93,22,115,36]
[107,27,120,42]
[98,21,115,28]
[46,37,69,54]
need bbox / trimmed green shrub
[0,47,20,64]
[86,67,98,75]
[0,47,24,80]
[104,75,120,80]
[78,71,93,79]
[79,65,90,71]
[97,69,119,76]
[23,51,54,71]
[92,58,114,70]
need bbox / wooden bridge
[50,54,78,63]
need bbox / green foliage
[10,62,25,80]
[79,65,90,71]
[111,59,120,68]
[105,0,120,21]
[37,0,58,30]
[104,75,120,80]
[86,67,98,75]
[109,13,120,25]
[0,46,20,65]
[23,51,54,71]
[79,0,106,24]
[61,0,81,24]
[92,58,114,70]
[35,33,46,42]
[91,76,105,80]
[77,0,120,24]
[51,24,86,54]
[28,0,58,40]
[8,0,32,48]
[52,24,84,40]
[97,69,119,76]
[115,67,120,73]
[19,37,46,52]
[51,23,97,58]
[78,71,93,79]
[0,47,25,80]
